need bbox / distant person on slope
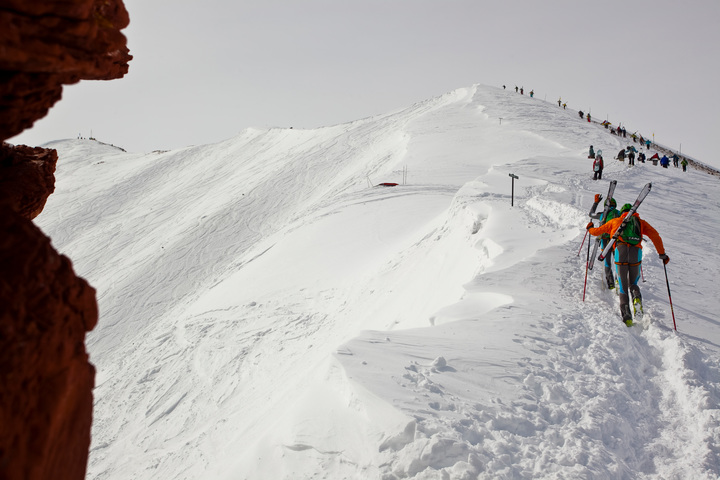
[592,154,604,180]
[660,155,670,168]
[617,149,626,162]
[589,197,621,289]
[589,145,595,159]
[626,146,636,165]
[586,204,669,326]
[681,157,689,172]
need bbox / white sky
[10,0,720,167]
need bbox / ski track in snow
[35,85,720,479]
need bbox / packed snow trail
[33,85,720,479]
[334,155,720,479]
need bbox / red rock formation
[0,1,131,479]
[0,207,98,480]
[0,143,58,219]
[0,0,132,140]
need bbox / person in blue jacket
[660,155,670,168]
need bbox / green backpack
[600,208,620,240]
[619,214,642,245]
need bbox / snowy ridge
[36,84,720,479]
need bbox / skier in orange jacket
[586,204,669,326]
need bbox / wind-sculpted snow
[36,85,720,479]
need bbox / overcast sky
[10,0,720,168]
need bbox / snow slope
[36,85,720,479]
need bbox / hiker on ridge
[592,154,604,180]
[586,204,669,326]
[588,145,595,159]
[589,196,621,290]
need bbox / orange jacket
[588,212,666,254]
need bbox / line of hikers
[502,84,567,107]
[586,195,669,327]
[588,145,688,178]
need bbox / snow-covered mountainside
[37,85,720,479]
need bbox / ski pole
[641,264,646,283]
[663,263,677,331]
[577,230,588,256]
[582,234,591,301]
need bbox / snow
[35,84,720,479]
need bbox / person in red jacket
[586,204,669,326]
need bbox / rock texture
[0,208,99,480]
[0,1,130,479]
[0,0,132,140]
[0,143,58,219]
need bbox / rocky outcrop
[0,143,58,219]
[0,208,99,480]
[0,1,131,479]
[0,0,132,140]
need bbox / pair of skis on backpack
[588,180,651,268]
[588,180,653,328]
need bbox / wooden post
[509,174,519,206]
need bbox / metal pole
[663,263,677,331]
[577,230,588,256]
[509,174,519,206]
[583,233,591,301]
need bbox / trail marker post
[509,173,519,206]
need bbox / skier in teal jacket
[590,197,621,290]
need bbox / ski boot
[621,304,633,327]
[633,297,644,318]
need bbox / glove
[594,194,602,203]
[586,221,594,230]
[659,254,669,265]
